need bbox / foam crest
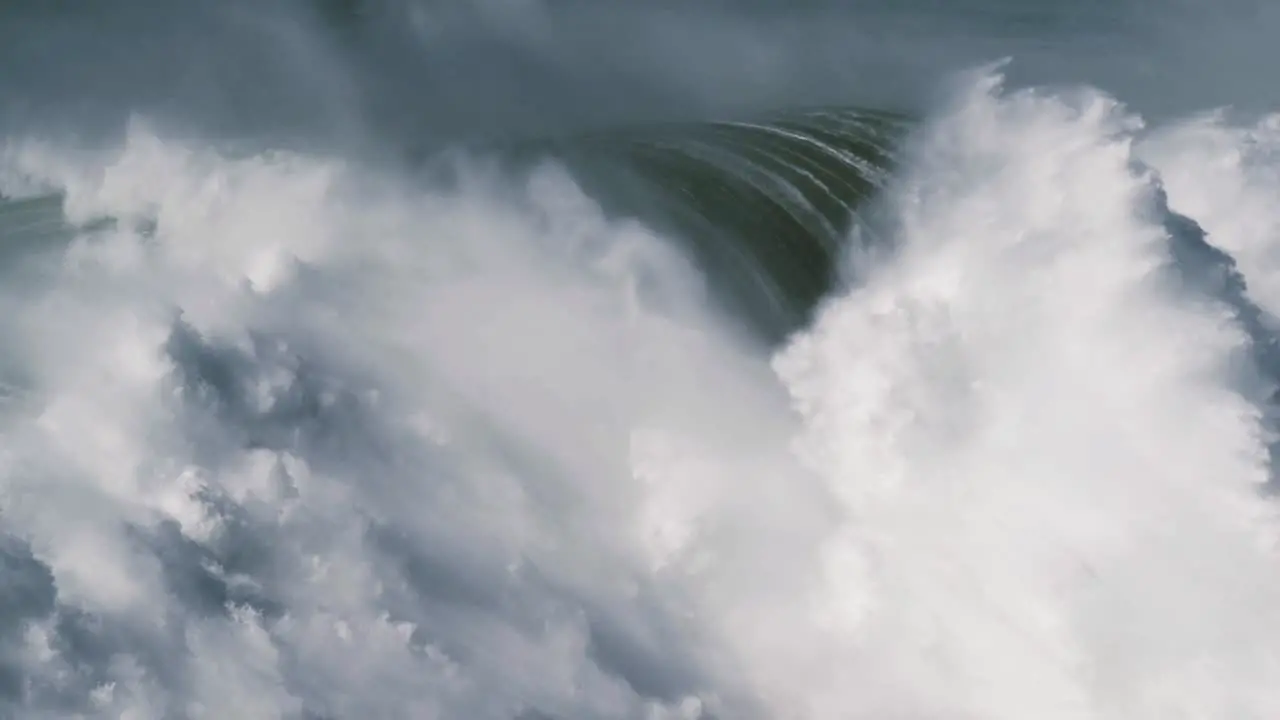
[1140,112,1280,317]
[768,76,1280,718]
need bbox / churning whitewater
[4,2,1280,719]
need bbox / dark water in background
[1,1,1273,147]
[5,2,1280,718]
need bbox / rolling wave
[501,107,907,339]
[4,2,1280,719]
[2,105,908,343]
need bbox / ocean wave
[4,3,1280,719]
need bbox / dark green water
[456,107,909,341]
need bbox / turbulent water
[5,1,1280,718]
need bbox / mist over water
[6,0,1280,151]
[4,2,1280,719]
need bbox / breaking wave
[4,2,1280,719]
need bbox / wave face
[514,108,907,339]
[5,2,1280,719]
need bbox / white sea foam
[2,71,1280,719]
[0,119,787,718]
[766,74,1280,718]
[1140,112,1280,317]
